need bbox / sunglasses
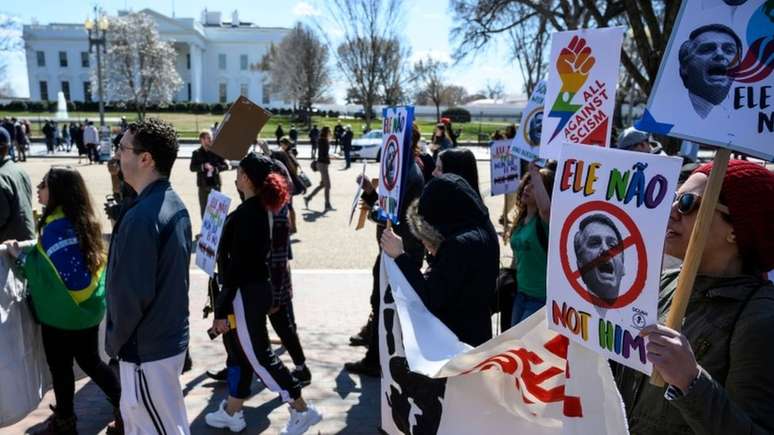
[674,192,730,216]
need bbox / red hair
[261,172,290,213]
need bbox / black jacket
[342,130,354,150]
[395,174,499,346]
[316,138,330,164]
[215,196,272,319]
[190,147,228,188]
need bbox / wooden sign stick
[650,148,731,387]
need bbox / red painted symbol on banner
[381,134,401,191]
[559,200,647,309]
[462,334,582,417]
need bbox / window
[36,51,45,67]
[61,81,70,100]
[59,51,68,67]
[218,54,226,70]
[262,84,270,105]
[219,83,227,103]
[240,83,248,97]
[240,54,248,71]
[83,82,92,102]
[81,52,90,68]
[187,83,192,101]
[186,53,191,70]
[39,81,49,101]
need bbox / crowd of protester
[0,111,773,435]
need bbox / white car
[349,130,383,161]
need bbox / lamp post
[85,8,109,128]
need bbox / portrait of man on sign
[574,213,625,302]
[527,110,543,147]
[678,24,742,118]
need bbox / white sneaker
[205,400,247,432]
[280,403,323,435]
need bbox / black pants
[229,286,301,402]
[41,324,121,417]
[269,301,306,366]
[343,147,351,168]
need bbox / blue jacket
[105,178,192,363]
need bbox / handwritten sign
[378,106,415,223]
[195,191,231,276]
[490,139,521,195]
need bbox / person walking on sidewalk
[341,125,353,170]
[4,166,123,435]
[83,121,99,164]
[106,118,192,435]
[206,153,322,435]
[190,129,229,218]
[309,124,320,160]
[303,126,333,211]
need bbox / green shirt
[510,215,549,299]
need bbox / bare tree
[508,10,549,95]
[0,14,23,98]
[449,0,680,96]
[379,38,412,106]
[264,23,331,127]
[100,12,181,120]
[443,85,469,106]
[413,56,449,121]
[482,80,506,100]
[321,0,407,129]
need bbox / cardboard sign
[637,0,774,161]
[513,80,547,162]
[546,143,682,374]
[378,255,629,435]
[195,191,231,276]
[378,106,415,223]
[540,28,625,160]
[210,96,272,161]
[490,139,521,196]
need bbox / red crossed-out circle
[381,134,401,191]
[559,200,647,309]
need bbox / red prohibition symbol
[381,134,401,191]
[559,200,647,309]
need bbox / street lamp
[85,8,109,128]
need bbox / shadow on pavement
[337,368,381,434]
[301,210,329,222]
[189,375,274,434]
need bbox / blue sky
[0,0,525,102]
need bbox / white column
[190,43,203,102]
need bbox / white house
[22,8,290,104]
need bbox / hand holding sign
[557,36,596,95]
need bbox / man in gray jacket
[106,118,192,435]
[0,126,34,243]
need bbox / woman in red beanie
[615,160,774,434]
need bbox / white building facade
[22,9,289,105]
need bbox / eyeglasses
[673,192,730,216]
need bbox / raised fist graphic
[557,36,596,94]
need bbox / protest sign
[490,139,521,196]
[638,0,774,161]
[546,143,681,374]
[210,96,272,161]
[195,191,231,276]
[378,255,629,435]
[349,162,367,226]
[378,106,415,223]
[540,28,625,161]
[513,79,547,163]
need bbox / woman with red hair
[206,153,322,434]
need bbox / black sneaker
[292,366,312,387]
[206,367,228,382]
[182,351,193,374]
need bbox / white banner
[638,0,774,161]
[490,139,521,196]
[540,28,625,160]
[379,255,629,434]
[546,143,682,374]
[195,191,231,276]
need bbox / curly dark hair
[38,166,105,275]
[128,118,179,176]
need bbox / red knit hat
[694,160,774,272]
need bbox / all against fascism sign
[539,28,625,160]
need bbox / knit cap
[694,160,774,272]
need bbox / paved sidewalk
[1,269,382,435]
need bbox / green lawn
[0,111,516,143]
